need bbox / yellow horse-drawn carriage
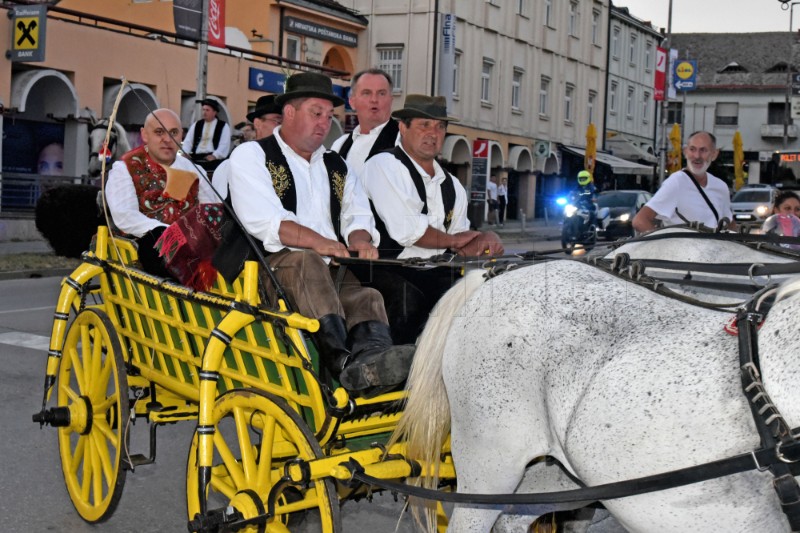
[32,227,455,531]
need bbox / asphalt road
[0,233,613,533]
[0,276,420,533]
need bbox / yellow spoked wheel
[187,390,341,532]
[57,308,129,522]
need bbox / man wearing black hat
[364,94,503,258]
[181,98,231,172]
[211,95,282,198]
[360,94,503,342]
[248,94,283,139]
[222,72,414,395]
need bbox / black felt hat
[274,72,345,107]
[391,94,458,122]
[246,95,282,122]
[198,98,220,113]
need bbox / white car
[730,185,776,225]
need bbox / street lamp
[658,0,674,187]
[780,0,800,150]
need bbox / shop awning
[606,137,659,164]
[562,146,654,175]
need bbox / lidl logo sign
[675,61,694,80]
[673,60,697,91]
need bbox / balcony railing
[760,124,798,138]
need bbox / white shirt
[181,118,232,159]
[646,169,733,228]
[210,158,231,200]
[498,184,508,199]
[228,128,379,255]
[487,180,498,201]
[330,120,400,177]
[106,152,213,237]
[362,145,470,259]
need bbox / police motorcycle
[558,171,609,255]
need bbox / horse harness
[330,241,800,529]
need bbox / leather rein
[334,234,800,529]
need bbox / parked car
[730,184,777,226]
[596,190,652,240]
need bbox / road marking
[0,331,51,351]
[0,305,54,315]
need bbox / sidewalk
[485,217,563,242]
[0,239,53,256]
[0,219,564,256]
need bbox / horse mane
[388,268,487,531]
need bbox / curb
[0,267,72,281]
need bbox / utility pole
[783,1,799,150]
[195,0,210,118]
[657,0,673,187]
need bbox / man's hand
[312,237,349,260]
[205,154,217,161]
[448,230,483,251]
[348,230,379,260]
[455,231,504,257]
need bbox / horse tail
[389,268,487,531]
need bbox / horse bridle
[88,122,117,160]
[326,264,800,530]
[736,287,800,529]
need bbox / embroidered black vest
[256,136,348,243]
[190,119,226,155]
[374,146,457,259]
[212,136,349,282]
[337,119,399,161]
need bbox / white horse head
[395,259,800,532]
[88,118,131,178]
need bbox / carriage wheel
[57,308,129,522]
[186,390,341,532]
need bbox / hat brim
[275,90,345,108]
[197,100,220,112]
[392,109,458,123]
[246,106,281,122]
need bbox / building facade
[659,32,800,186]
[0,0,664,237]
[604,4,661,181]
[0,0,365,235]
[341,0,614,219]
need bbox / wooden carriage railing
[46,227,404,448]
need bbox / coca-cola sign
[208,0,225,48]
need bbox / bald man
[106,108,215,274]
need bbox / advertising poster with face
[2,119,65,209]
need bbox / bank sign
[248,67,349,104]
[9,4,47,62]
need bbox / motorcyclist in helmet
[571,170,598,228]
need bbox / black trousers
[349,264,461,344]
[498,196,507,223]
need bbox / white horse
[606,227,798,306]
[88,118,131,177]
[393,260,800,532]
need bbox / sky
[614,0,794,33]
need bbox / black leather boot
[339,321,415,392]
[313,314,352,379]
